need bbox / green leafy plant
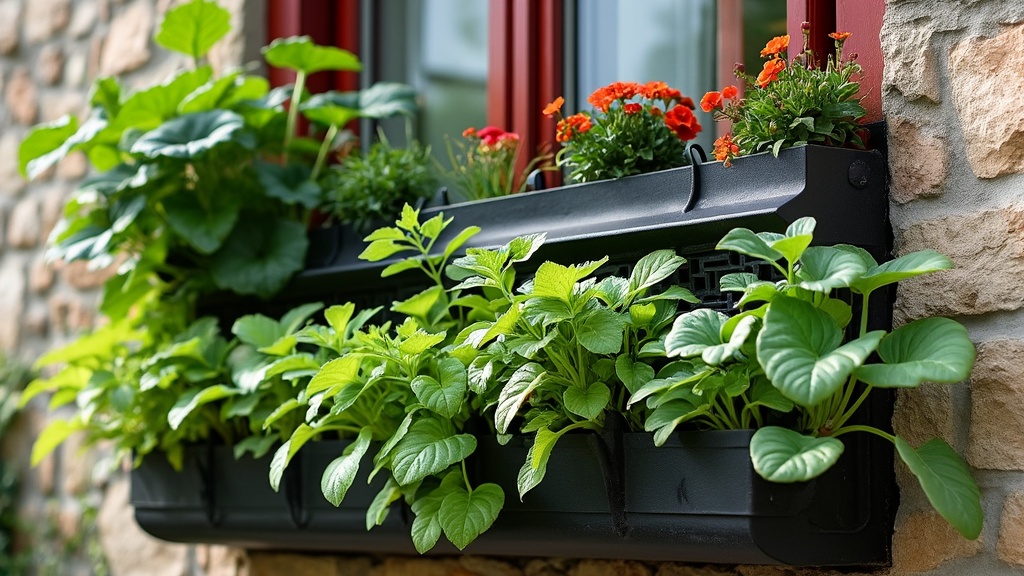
[0,354,32,572]
[441,125,553,201]
[647,217,981,539]
[701,27,865,165]
[542,81,701,183]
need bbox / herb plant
[646,217,981,539]
[441,125,553,201]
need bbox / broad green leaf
[89,77,122,117]
[645,399,708,446]
[442,226,484,261]
[628,250,686,293]
[477,306,520,348]
[795,246,867,292]
[636,285,699,304]
[233,434,277,459]
[851,249,953,296]
[757,296,883,407]
[393,287,444,325]
[366,478,401,530]
[264,353,320,380]
[495,363,545,434]
[114,67,212,131]
[615,355,654,395]
[324,303,356,335]
[664,309,727,358]
[262,36,362,74]
[895,436,982,540]
[19,115,77,178]
[321,427,373,506]
[505,233,546,263]
[702,314,756,365]
[517,427,561,498]
[855,317,975,388]
[262,398,301,430]
[280,302,325,334]
[716,227,783,262]
[531,261,577,303]
[576,309,626,355]
[398,328,446,355]
[595,276,629,307]
[163,190,241,254]
[396,204,420,231]
[818,297,853,329]
[371,410,417,480]
[301,82,417,125]
[391,417,476,485]
[227,345,268,392]
[720,272,760,292]
[737,283,781,308]
[179,72,241,114]
[258,335,297,357]
[411,357,467,419]
[381,259,421,278]
[419,215,448,240]
[210,216,307,298]
[269,424,318,491]
[154,0,231,60]
[521,297,572,325]
[131,110,251,159]
[31,419,81,465]
[307,355,363,396]
[168,385,239,430]
[438,483,505,550]
[359,240,408,261]
[750,426,844,482]
[772,217,816,264]
[254,161,321,209]
[410,487,447,553]
[628,303,657,327]
[563,382,610,420]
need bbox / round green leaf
[254,161,321,208]
[262,36,362,75]
[855,317,975,388]
[665,308,727,358]
[563,381,610,420]
[895,436,982,540]
[576,309,626,355]
[750,426,844,482]
[154,0,231,60]
[757,296,883,407]
[391,416,476,486]
[301,82,417,126]
[131,110,252,159]
[796,246,868,293]
[209,214,308,298]
[163,190,241,255]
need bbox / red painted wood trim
[717,0,743,138]
[837,0,884,122]
[787,0,835,67]
[334,0,361,93]
[487,0,513,129]
[265,0,337,92]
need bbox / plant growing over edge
[700,26,866,165]
[643,217,981,540]
[543,81,702,183]
[441,125,554,201]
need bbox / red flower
[700,91,723,112]
[756,58,786,88]
[623,102,642,115]
[543,96,564,117]
[556,113,592,142]
[462,127,476,138]
[829,31,851,41]
[476,125,509,146]
[663,105,701,141]
[760,35,790,57]
[650,107,662,118]
[722,85,738,99]
[642,81,682,101]
[679,96,695,110]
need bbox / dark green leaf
[615,355,654,395]
[563,382,610,420]
[796,246,867,293]
[210,215,308,298]
[131,110,251,159]
[895,436,982,540]
[576,309,626,355]
[391,416,476,485]
[750,426,844,482]
[163,191,241,254]
[255,161,321,209]
[495,363,544,434]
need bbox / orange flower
[722,85,738,99]
[829,31,851,41]
[663,104,702,141]
[756,58,786,88]
[760,34,790,57]
[700,91,723,112]
[713,133,740,163]
[543,96,564,117]
[462,127,476,137]
[556,113,592,142]
[623,102,642,115]
[587,81,643,112]
[642,80,682,101]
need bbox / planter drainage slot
[164,144,894,565]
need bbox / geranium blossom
[756,58,786,88]
[722,85,738,99]
[700,91,723,112]
[760,35,790,57]
[543,96,564,117]
[663,105,701,141]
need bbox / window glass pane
[374,0,488,160]
[576,0,717,150]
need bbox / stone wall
[3,0,1024,574]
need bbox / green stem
[833,383,874,430]
[284,70,308,162]
[311,124,339,181]
[831,424,895,443]
[461,460,472,493]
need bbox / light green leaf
[772,217,816,264]
[410,486,447,553]
[895,436,982,540]
[324,303,356,335]
[504,233,546,263]
[131,110,251,159]
[636,285,699,304]
[269,424,318,491]
[517,427,561,498]
[628,250,686,293]
[391,417,476,485]
[366,478,401,530]
[563,382,610,420]
[750,426,844,482]
[114,67,212,131]
[851,249,953,296]
[720,272,760,292]
[531,261,577,303]
[398,328,446,355]
[232,313,284,349]
[393,287,444,325]
[615,355,655,395]
[19,115,77,178]
[306,355,363,396]
[31,419,81,466]
[210,215,307,298]
[411,357,467,419]
[371,410,417,481]
[262,36,362,74]
[757,296,883,407]
[796,246,867,292]
[855,317,975,388]
[438,483,505,550]
[664,309,727,358]
[168,385,239,430]
[521,297,572,325]
[702,314,756,365]
[154,0,231,60]
[359,240,407,262]
[495,363,544,434]
[645,399,708,446]
[280,302,324,334]
[716,227,783,262]
[321,427,373,506]
[381,259,421,278]
[576,309,626,355]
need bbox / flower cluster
[544,81,701,183]
[443,125,552,201]
[701,26,866,165]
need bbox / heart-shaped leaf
[720,272,760,292]
[321,427,372,506]
[750,426,844,482]
[796,246,867,293]
[895,436,982,540]
[757,296,883,407]
[163,190,241,254]
[391,416,476,485]
[411,357,467,419]
[438,483,505,550]
[771,217,816,264]
[576,309,627,355]
[262,36,362,74]
[855,317,975,388]
[495,363,545,434]
[254,161,321,208]
[209,214,308,298]
[628,249,686,293]
[615,355,655,395]
[563,381,610,420]
[665,308,727,358]
[301,82,417,125]
[154,0,231,60]
[851,249,953,296]
[131,110,252,159]
[716,227,783,262]
[410,485,447,553]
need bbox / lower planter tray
[131,428,892,566]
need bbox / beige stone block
[998,491,1024,566]
[40,91,84,122]
[459,556,522,576]
[524,558,569,576]
[24,0,70,43]
[968,340,1024,470]
[7,194,40,248]
[23,304,49,337]
[4,67,38,125]
[38,44,65,86]
[950,24,1024,179]
[893,383,956,447]
[98,476,190,576]
[69,0,99,39]
[57,498,82,542]
[335,557,374,576]
[891,510,981,573]
[64,51,88,88]
[249,552,341,576]
[61,432,95,496]
[570,560,651,576]
[29,255,54,293]
[56,151,88,181]
[0,131,27,196]
[0,0,21,55]
[657,564,738,576]
[40,184,66,241]
[0,258,26,351]
[369,558,464,576]
[881,16,940,102]
[887,118,947,204]
[895,208,1024,319]
[100,0,153,76]
[198,545,250,576]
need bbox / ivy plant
[646,217,981,540]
